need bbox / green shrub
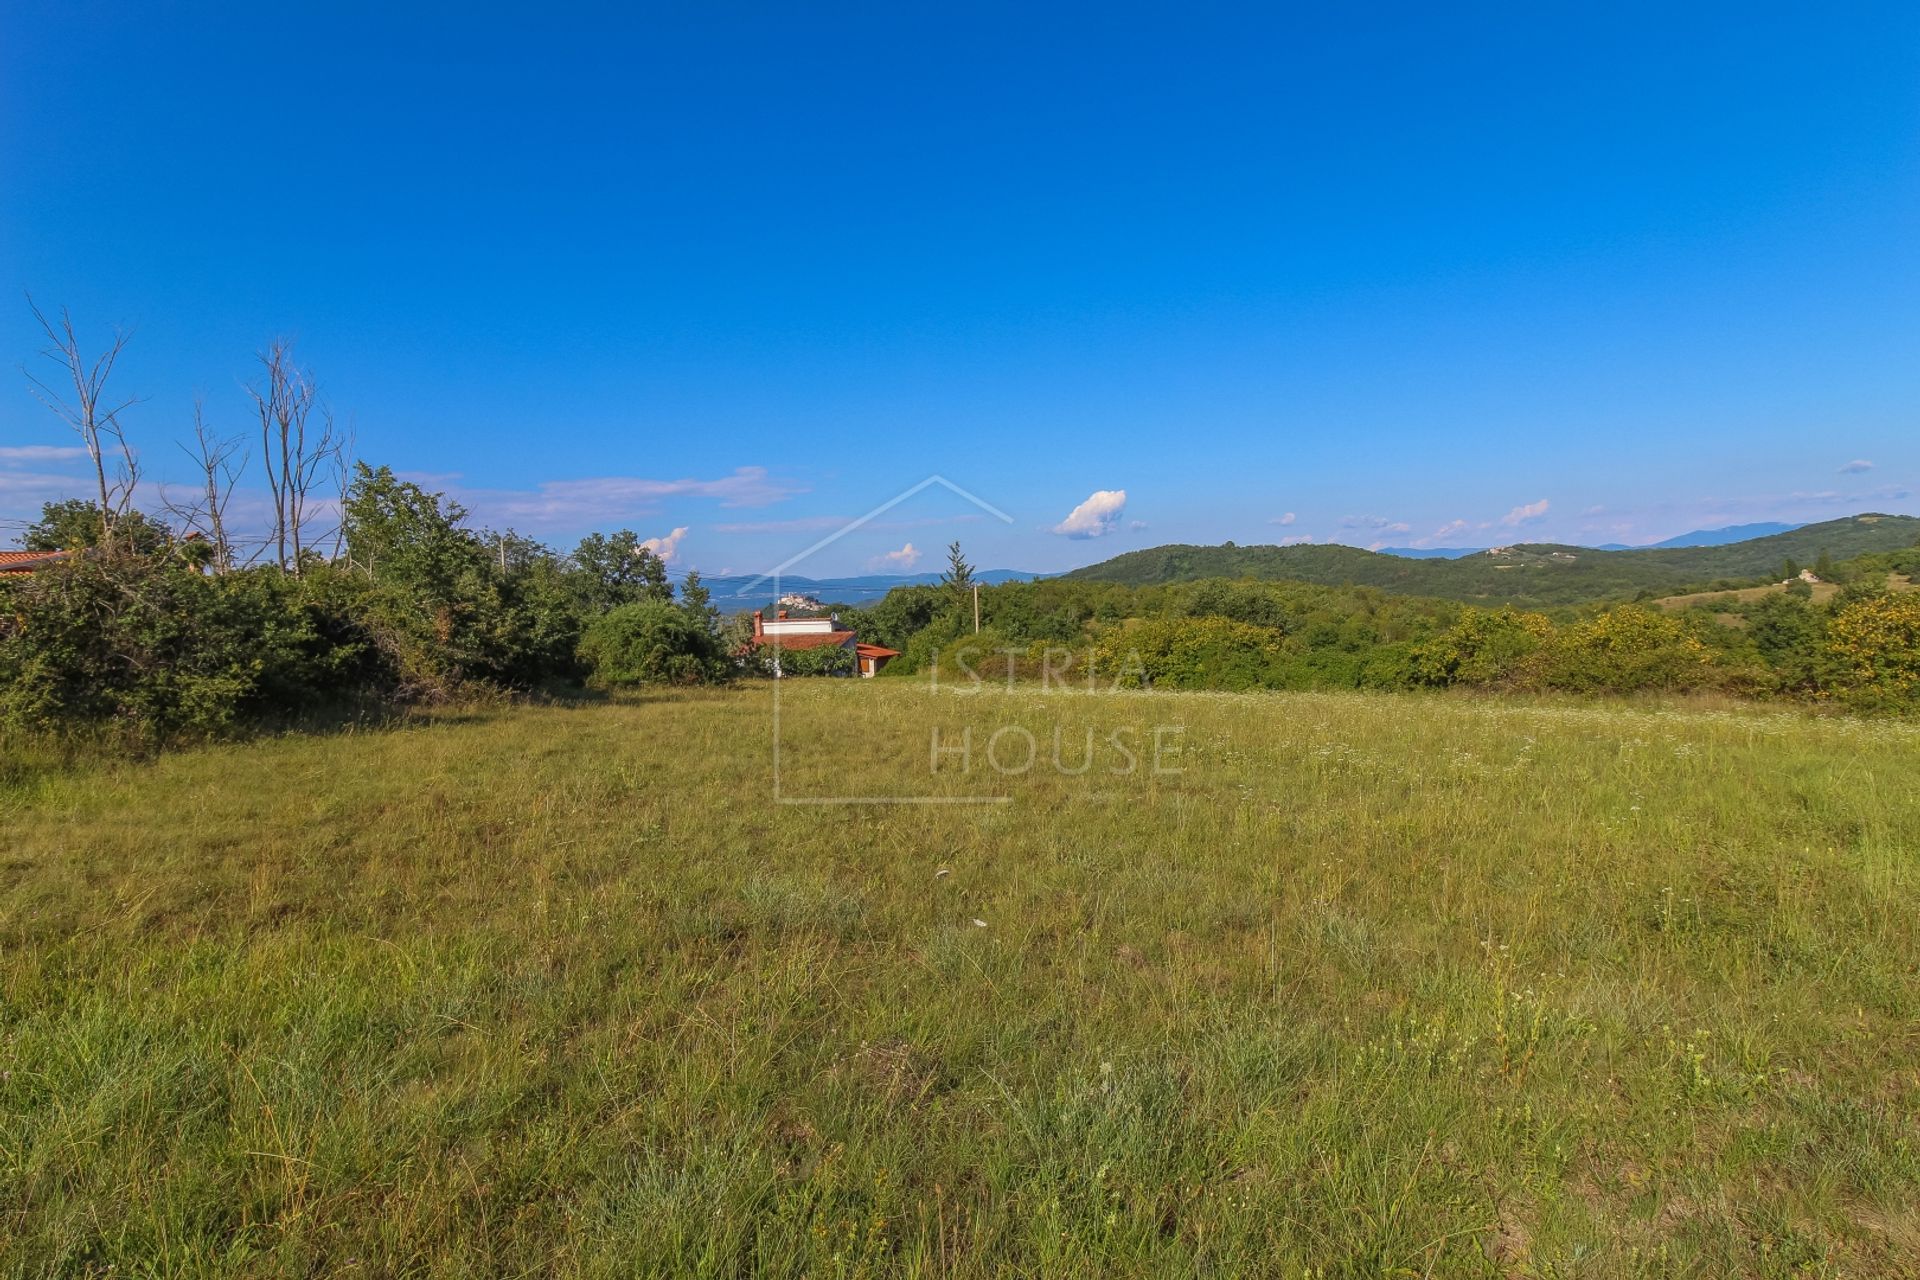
[1820,593,1920,708]
[1090,616,1285,690]
[1532,606,1718,694]
[1409,607,1553,687]
[580,602,728,686]
[0,554,378,740]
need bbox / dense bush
[341,466,583,697]
[579,601,729,687]
[1092,616,1286,690]
[0,469,707,741]
[746,639,857,678]
[1822,592,1920,709]
[0,554,379,740]
[1410,607,1553,688]
[1532,606,1719,694]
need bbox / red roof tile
[755,631,857,651]
[0,549,69,576]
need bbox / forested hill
[1063,513,1920,605]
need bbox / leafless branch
[22,294,142,553]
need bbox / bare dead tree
[162,398,247,572]
[22,296,141,553]
[245,339,343,573]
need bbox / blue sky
[4,2,1918,575]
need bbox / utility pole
[973,583,980,634]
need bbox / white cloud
[1126,519,1149,532]
[1839,459,1875,474]
[639,526,689,563]
[1277,535,1313,546]
[1500,498,1550,527]
[0,445,89,463]
[1051,489,1128,539]
[870,541,921,571]
[1430,518,1472,541]
[1270,512,1297,526]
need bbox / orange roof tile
[755,631,857,651]
[0,549,69,576]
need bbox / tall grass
[2,683,1916,1276]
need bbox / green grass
[3,682,1919,1276]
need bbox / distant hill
[698,567,1036,606]
[1063,514,1920,606]
[1387,520,1807,559]
[1640,520,1804,550]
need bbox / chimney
[753,610,764,640]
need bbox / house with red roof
[0,550,72,578]
[750,610,900,677]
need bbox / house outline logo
[753,474,1015,806]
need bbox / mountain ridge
[1061,514,1919,606]
[1379,520,1805,559]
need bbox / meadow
[2,681,1917,1277]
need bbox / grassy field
[3,682,1918,1277]
[1652,571,1918,613]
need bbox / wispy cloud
[1500,498,1550,527]
[1277,534,1313,546]
[1270,511,1297,526]
[713,511,986,536]
[0,469,85,498]
[0,445,90,464]
[869,541,921,571]
[456,466,803,528]
[639,526,689,563]
[1839,459,1875,474]
[1051,489,1127,539]
[712,514,853,535]
[1338,514,1409,533]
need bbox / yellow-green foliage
[1534,605,1718,693]
[1823,592,1920,707]
[1089,615,1285,689]
[3,682,1919,1274]
[1409,605,1553,687]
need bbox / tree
[246,339,345,572]
[940,540,976,613]
[161,398,246,572]
[22,298,140,554]
[23,498,170,555]
[342,464,477,590]
[570,531,673,612]
[679,569,720,633]
[339,465,586,694]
